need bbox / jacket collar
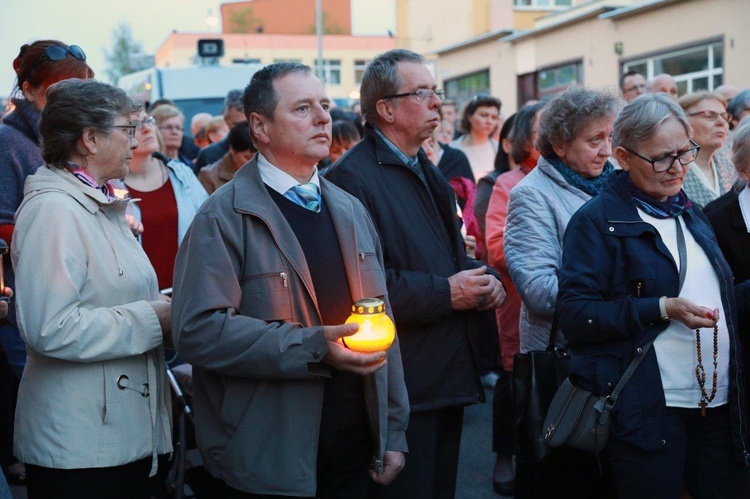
[216,154,236,182]
[24,166,127,215]
[232,156,364,308]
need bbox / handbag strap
[675,217,687,291]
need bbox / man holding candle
[172,62,409,497]
[325,49,506,498]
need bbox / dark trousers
[607,404,750,499]
[222,423,370,498]
[370,406,464,499]
[26,457,152,499]
[492,370,516,455]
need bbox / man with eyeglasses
[326,49,506,498]
[621,71,647,103]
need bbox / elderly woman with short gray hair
[558,92,750,498]
[11,78,173,498]
[503,86,618,496]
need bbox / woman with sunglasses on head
[678,92,737,209]
[0,39,93,486]
[11,79,173,499]
[450,94,502,181]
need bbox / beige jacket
[11,166,172,474]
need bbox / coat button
[117,374,129,389]
[312,351,321,360]
[636,347,643,355]
[609,227,615,232]
[587,319,593,325]
[661,439,666,446]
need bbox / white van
[117,64,263,128]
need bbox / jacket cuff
[635,297,662,325]
[436,276,453,314]
[385,429,408,453]
[304,327,330,377]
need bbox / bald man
[648,73,679,100]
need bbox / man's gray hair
[728,89,750,129]
[360,49,425,126]
[223,89,244,114]
[732,123,750,175]
[613,92,691,150]
[536,86,620,158]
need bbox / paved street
[9,388,509,499]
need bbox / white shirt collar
[256,152,320,196]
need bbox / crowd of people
[2,38,750,499]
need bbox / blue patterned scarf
[622,171,691,219]
[546,156,615,197]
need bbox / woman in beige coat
[11,79,172,499]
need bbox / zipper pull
[359,252,365,261]
[636,281,642,298]
[280,272,288,288]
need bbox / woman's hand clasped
[665,297,719,329]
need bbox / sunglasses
[37,44,87,65]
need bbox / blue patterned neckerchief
[621,171,692,219]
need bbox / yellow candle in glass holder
[343,298,395,353]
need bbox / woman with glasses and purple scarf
[11,78,173,499]
[557,92,750,497]
[0,39,93,487]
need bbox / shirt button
[609,227,615,232]
[661,439,666,446]
[587,319,593,325]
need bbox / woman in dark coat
[558,93,750,498]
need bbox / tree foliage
[226,7,262,33]
[103,22,144,83]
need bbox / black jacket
[436,144,474,185]
[558,172,750,464]
[325,127,489,412]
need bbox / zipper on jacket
[280,272,288,288]
[636,281,642,298]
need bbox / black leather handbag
[512,317,569,463]
[543,339,655,453]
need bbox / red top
[127,179,178,290]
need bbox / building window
[517,60,582,107]
[623,41,723,96]
[514,0,572,8]
[273,58,301,64]
[444,70,490,112]
[232,58,261,64]
[354,60,369,84]
[315,59,341,85]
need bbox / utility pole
[316,0,323,82]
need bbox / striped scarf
[65,162,116,202]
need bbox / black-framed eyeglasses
[381,88,445,103]
[133,116,157,130]
[688,110,728,122]
[38,44,87,64]
[114,125,137,139]
[622,139,700,173]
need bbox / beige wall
[435,0,749,114]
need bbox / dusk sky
[0,0,395,96]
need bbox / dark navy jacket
[325,126,493,412]
[557,171,750,466]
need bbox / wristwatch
[659,296,670,321]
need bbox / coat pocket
[101,361,152,447]
[240,272,293,321]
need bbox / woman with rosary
[556,93,750,498]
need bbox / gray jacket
[172,157,409,496]
[504,156,592,352]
